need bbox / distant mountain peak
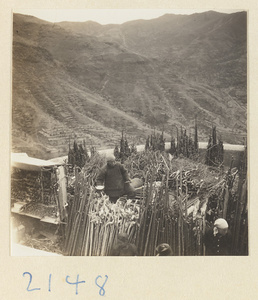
[12,12,247,159]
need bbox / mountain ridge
[12,11,247,159]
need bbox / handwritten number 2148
[22,272,108,296]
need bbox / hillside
[12,12,247,159]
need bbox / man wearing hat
[96,154,134,203]
[155,243,173,256]
[203,218,232,256]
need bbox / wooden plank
[11,210,41,220]
[57,166,68,221]
[40,216,59,224]
[12,202,26,212]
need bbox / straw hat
[106,153,116,162]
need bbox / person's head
[155,243,173,256]
[106,154,116,167]
[118,244,137,256]
[117,232,129,243]
[214,218,229,236]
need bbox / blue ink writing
[65,275,85,295]
[48,274,52,292]
[95,275,108,296]
[23,272,41,292]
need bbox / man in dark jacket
[96,154,134,203]
[204,218,232,256]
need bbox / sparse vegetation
[205,125,224,168]
[68,139,89,168]
[169,122,199,159]
[145,131,166,152]
[12,12,247,159]
[113,131,137,163]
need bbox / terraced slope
[12,12,247,159]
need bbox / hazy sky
[13,9,242,24]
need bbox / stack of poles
[232,146,248,255]
[136,164,202,256]
[65,167,91,255]
[219,149,248,255]
[65,166,137,256]
[82,208,137,256]
[231,174,248,255]
[65,153,204,256]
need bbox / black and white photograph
[11,9,247,257]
